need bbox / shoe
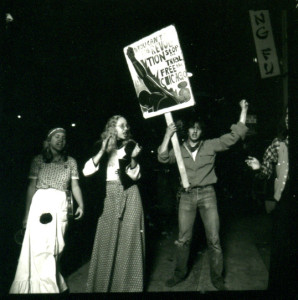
[165,276,184,287]
[212,277,226,290]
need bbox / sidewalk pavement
[66,213,270,293]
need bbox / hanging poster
[249,10,280,79]
[124,25,195,118]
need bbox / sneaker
[165,276,184,287]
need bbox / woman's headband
[47,128,66,138]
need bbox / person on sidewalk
[83,115,144,292]
[157,100,248,290]
[246,109,295,294]
[10,128,84,294]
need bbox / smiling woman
[9,128,84,294]
[82,115,145,292]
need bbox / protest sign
[124,25,195,119]
[124,25,194,188]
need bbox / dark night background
[0,0,297,294]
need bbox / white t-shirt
[82,147,140,181]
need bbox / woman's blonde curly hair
[100,115,132,153]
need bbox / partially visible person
[83,115,144,292]
[10,128,84,294]
[246,109,295,293]
[158,100,249,290]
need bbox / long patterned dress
[9,155,79,293]
[83,147,145,292]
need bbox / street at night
[0,0,297,297]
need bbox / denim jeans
[173,185,223,282]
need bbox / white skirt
[10,188,69,294]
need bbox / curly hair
[99,115,132,153]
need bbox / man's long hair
[277,109,288,141]
[178,116,207,142]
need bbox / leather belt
[182,184,212,192]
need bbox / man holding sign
[157,100,249,290]
[124,25,197,189]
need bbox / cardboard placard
[124,25,195,119]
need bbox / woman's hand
[100,136,111,153]
[239,99,249,111]
[245,156,261,170]
[131,143,142,158]
[75,206,84,220]
[265,200,277,214]
[165,123,177,138]
[92,136,111,166]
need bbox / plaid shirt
[257,136,289,180]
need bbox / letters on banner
[124,25,195,119]
[249,10,280,79]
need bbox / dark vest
[92,140,138,190]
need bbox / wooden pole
[164,112,190,189]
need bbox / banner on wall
[249,10,280,79]
[124,25,195,119]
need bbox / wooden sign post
[124,25,194,189]
[164,112,189,189]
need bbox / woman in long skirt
[10,128,84,293]
[83,115,145,292]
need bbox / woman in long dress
[83,115,145,292]
[10,128,84,293]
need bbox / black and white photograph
[124,25,195,118]
[0,0,297,297]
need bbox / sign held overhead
[124,25,195,119]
